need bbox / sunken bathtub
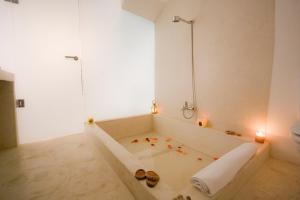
[86,114,270,200]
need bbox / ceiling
[122,0,169,22]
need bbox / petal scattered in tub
[167,144,173,150]
[213,157,219,160]
[197,157,202,161]
[176,149,183,154]
[150,138,158,143]
[131,139,138,143]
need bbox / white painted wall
[79,0,155,121]
[0,0,154,143]
[267,0,300,165]
[0,1,14,70]
[155,0,274,136]
[2,0,85,143]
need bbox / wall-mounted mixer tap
[181,101,196,119]
[182,101,195,111]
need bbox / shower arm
[181,18,193,25]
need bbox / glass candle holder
[151,100,158,114]
[255,131,266,143]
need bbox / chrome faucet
[182,101,195,111]
[181,101,196,119]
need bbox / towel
[191,143,257,196]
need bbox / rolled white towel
[191,143,257,196]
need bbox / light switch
[16,99,25,108]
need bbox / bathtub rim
[88,114,270,200]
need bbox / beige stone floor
[0,133,135,200]
[0,133,300,200]
[233,158,300,200]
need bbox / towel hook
[65,56,79,61]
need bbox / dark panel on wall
[0,81,17,149]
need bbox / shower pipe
[172,16,197,120]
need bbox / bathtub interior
[96,114,257,194]
[118,132,213,191]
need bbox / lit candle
[198,118,208,127]
[151,100,158,114]
[255,130,266,143]
[87,117,94,125]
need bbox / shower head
[172,16,181,23]
[172,16,194,24]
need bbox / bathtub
[86,114,269,200]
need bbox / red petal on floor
[151,143,155,146]
[213,157,219,160]
[131,139,138,143]
[197,157,202,161]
